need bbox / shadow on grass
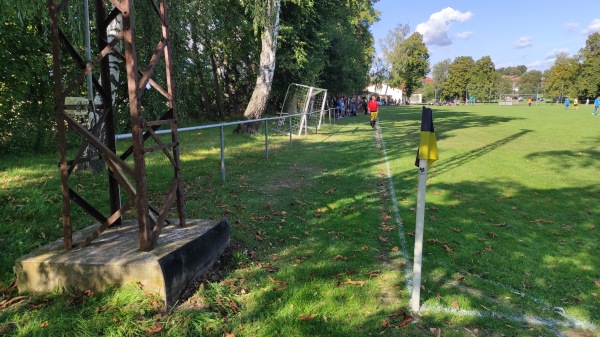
[1,108,598,336]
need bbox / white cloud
[564,22,579,32]
[546,48,569,59]
[515,37,533,49]
[582,18,600,34]
[456,31,473,40]
[415,7,473,47]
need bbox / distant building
[365,84,403,103]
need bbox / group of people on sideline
[329,95,381,128]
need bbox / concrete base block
[15,218,230,307]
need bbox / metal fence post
[264,120,269,159]
[220,125,226,183]
[289,116,292,145]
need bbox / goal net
[276,84,328,136]
[498,94,539,106]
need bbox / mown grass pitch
[0,102,597,336]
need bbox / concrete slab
[15,218,230,307]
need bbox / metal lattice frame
[48,0,185,252]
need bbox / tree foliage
[1,0,378,153]
[576,32,600,99]
[443,56,474,101]
[390,32,429,98]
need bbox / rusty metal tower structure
[48,0,185,252]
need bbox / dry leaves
[299,314,317,321]
[333,255,348,261]
[337,279,365,287]
[382,311,413,328]
[146,323,163,334]
[430,327,442,337]
[353,246,369,252]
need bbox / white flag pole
[410,158,429,312]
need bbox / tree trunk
[235,0,280,134]
[208,49,225,119]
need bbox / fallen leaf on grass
[39,321,49,328]
[0,296,27,309]
[451,227,461,233]
[268,276,287,286]
[385,312,413,327]
[324,188,336,195]
[353,246,369,252]
[380,225,395,232]
[487,232,498,238]
[299,314,317,321]
[379,236,388,243]
[391,246,399,252]
[529,219,553,224]
[146,323,163,334]
[333,255,348,261]
[593,280,600,287]
[383,215,391,222]
[224,333,236,337]
[451,300,460,311]
[443,243,454,253]
[430,327,442,337]
[571,295,583,302]
[337,279,365,287]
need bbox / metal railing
[115,111,328,182]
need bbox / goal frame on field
[277,84,328,136]
[498,93,540,106]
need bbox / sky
[370,0,600,72]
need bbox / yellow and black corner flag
[415,106,438,166]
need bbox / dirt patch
[262,165,318,192]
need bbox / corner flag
[414,106,438,167]
[410,106,438,312]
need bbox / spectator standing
[594,96,599,115]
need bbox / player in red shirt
[367,95,379,128]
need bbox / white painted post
[411,158,428,312]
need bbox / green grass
[1,103,599,336]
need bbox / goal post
[277,84,328,136]
[498,94,539,106]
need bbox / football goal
[276,84,328,136]
[498,94,539,106]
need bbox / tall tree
[444,56,474,101]
[237,0,281,133]
[545,52,579,100]
[576,32,600,100]
[469,56,496,102]
[431,59,451,100]
[390,32,430,100]
[517,70,544,97]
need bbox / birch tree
[236,0,281,133]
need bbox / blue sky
[371,0,600,72]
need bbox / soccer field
[377,102,599,334]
